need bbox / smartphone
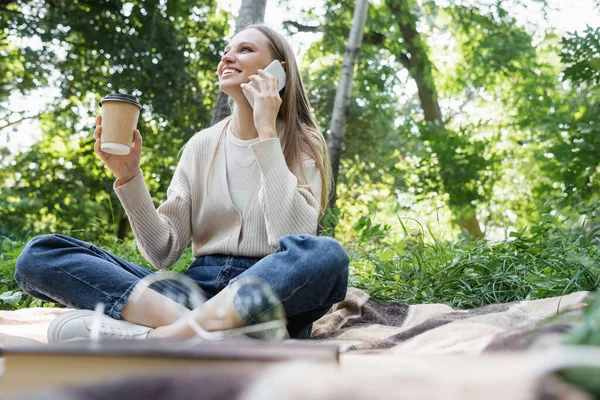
[244,59,286,109]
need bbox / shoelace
[99,324,134,339]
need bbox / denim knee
[14,234,60,287]
[282,235,349,300]
[311,236,349,275]
[315,236,349,299]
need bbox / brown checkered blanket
[311,287,590,354]
[1,288,597,400]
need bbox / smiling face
[217,28,274,98]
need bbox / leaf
[0,291,22,305]
[590,57,600,70]
[524,275,554,289]
[376,248,395,261]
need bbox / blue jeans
[14,234,349,339]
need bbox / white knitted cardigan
[114,117,322,269]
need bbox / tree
[530,27,600,218]
[0,1,53,130]
[295,0,547,239]
[327,0,369,211]
[0,0,230,239]
[284,1,408,236]
[384,0,486,237]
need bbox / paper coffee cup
[99,94,142,155]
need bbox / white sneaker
[47,310,152,343]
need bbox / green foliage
[0,114,116,239]
[299,1,411,237]
[0,3,49,106]
[535,87,600,209]
[2,206,597,312]
[347,209,600,309]
[299,0,564,238]
[396,123,500,215]
[522,29,600,218]
[0,237,28,310]
[438,4,538,95]
[564,292,600,347]
[3,0,596,243]
[561,26,600,85]
[559,291,600,396]
[0,0,230,239]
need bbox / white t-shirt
[225,124,261,212]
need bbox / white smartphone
[244,59,287,109]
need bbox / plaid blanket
[311,287,591,354]
[1,288,596,400]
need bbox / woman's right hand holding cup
[93,114,143,185]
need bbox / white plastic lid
[101,142,131,155]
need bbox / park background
[0,0,599,310]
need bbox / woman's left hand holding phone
[241,69,281,139]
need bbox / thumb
[131,129,143,152]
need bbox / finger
[248,75,268,92]
[94,124,102,140]
[256,69,273,79]
[94,137,108,160]
[241,83,260,98]
[257,69,278,88]
[95,114,102,126]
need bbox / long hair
[238,24,333,219]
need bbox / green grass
[346,215,599,309]
[558,291,600,396]
[1,212,598,311]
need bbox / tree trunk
[459,213,484,239]
[211,0,268,125]
[327,0,369,211]
[386,0,484,238]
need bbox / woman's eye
[220,46,251,56]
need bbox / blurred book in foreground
[0,338,339,396]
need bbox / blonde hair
[240,24,333,219]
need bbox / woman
[14,24,349,341]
